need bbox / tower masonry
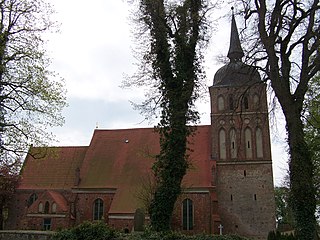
[209,14,276,239]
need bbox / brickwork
[74,192,114,224]
[171,192,218,234]
[5,190,74,231]
[209,85,271,161]
[216,163,275,238]
[109,218,134,232]
[210,83,276,239]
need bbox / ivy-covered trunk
[137,0,206,231]
[149,125,189,231]
[285,108,317,240]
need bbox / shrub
[267,230,296,240]
[53,221,117,240]
[125,230,249,240]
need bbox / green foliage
[0,0,67,167]
[267,231,296,240]
[53,221,117,240]
[274,187,295,226]
[304,73,320,220]
[125,230,249,240]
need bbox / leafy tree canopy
[0,0,67,168]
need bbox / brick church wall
[5,190,74,231]
[74,192,114,224]
[171,192,217,234]
[217,163,275,239]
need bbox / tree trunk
[0,208,3,230]
[149,112,189,231]
[284,106,317,239]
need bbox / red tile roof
[79,126,212,213]
[47,190,69,212]
[19,146,87,190]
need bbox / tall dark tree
[304,73,320,220]
[128,0,210,231]
[236,0,320,238]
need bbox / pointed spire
[227,9,244,62]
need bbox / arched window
[28,193,38,207]
[93,198,104,220]
[229,95,234,110]
[253,94,260,109]
[182,198,193,230]
[218,95,225,111]
[52,202,57,213]
[244,96,249,109]
[230,128,237,158]
[38,202,43,213]
[256,128,263,158]
[219,129,226,160]
[245,128,252,158]
[44,201,50,214]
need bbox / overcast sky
[46,0,288,185]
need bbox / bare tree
[235,0,320,238]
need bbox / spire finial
[227,9,244,62]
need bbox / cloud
[47,0,136,102]
[51,97,148,146]
[45,0,288,184]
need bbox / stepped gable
[18,146,87,190]
[27,190,68,214]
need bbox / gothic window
[182,198,193,230]
[219,129,226,160]
[52,202,57,213]
[245,128,253,158]
[256,128,263,158]
[93,198,104,220]
[253,94,260,108]
[38,202,43,213]
[28,193,38,207]
[229,95,235,110]
[218,95,225,111]
[230,128,237,158]
[44,201,50,214]
[244,96,249,109]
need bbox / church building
[5,15,276,239]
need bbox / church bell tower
[209,13,276,239]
